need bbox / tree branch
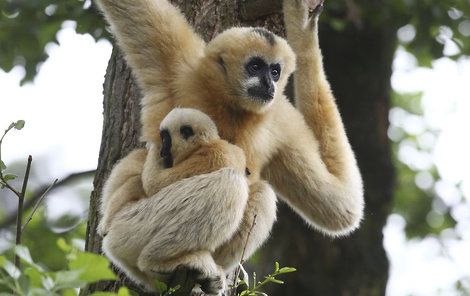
[15,155,32,268]
[22,178,58,231]
[0,170,95,231]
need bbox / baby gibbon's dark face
[244,56,281,103]
[160,129,173,168]
[160,124,196,168]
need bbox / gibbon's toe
[199,274,225,296]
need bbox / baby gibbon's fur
[96,0,364,292]
[99,108,250,294]
[142,108,247,196]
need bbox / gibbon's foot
[167,266,225,296]
[198,272,225,296]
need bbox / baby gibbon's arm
[143,141,246,196]
[94,0,205,96]
[261,0,364,236]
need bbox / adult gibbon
[96,0,364,293]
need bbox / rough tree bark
[83,0,395,295]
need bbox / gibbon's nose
[261,75,275,99]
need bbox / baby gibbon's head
[159,108,220,168]
[204,27,296,114]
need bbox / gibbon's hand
[284,0,324,54]
[300,0,324,28]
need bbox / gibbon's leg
[98,149,147,236]
[135,168,249,263]
[101,236,154,289]
[104,169,247,293]
[261,0,364,236]
[213,181,277,272]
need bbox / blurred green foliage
[0,0,107,84]
[390,90,459,238]
[1,0,469,84]
[0,240,127,295]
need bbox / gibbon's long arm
[262,0,364,236]
[95,0,205,96]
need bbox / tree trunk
[83,1,395,295]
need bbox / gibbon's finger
[308,0,324,29]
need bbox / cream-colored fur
[96,0,364,291]
[99,108,250,294]
[103,168,249,292]
[142,108,247,196]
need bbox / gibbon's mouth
[247,88,274,102]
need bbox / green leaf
[154,279,167,293]
[268,278,284,284]
[3,174,17,181]
[68,252,116,283]
[14,245,33,265]
[18,272,30,294]
[169,284,181,293]
[62,288,79,296]
[0,255,20,279]
[0,160,6,171]
[117,287,131,296]
[41,275,55,290]
[274,262,279,272]
[57,238,72,253]
[277,267,296,274]
[14,120,25,130]
[14,245,44,271]
[23,288,51,296]
[90,292,118,296]
[54,270,85,289]
[24,267,43,288]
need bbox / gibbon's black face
[160,129,173,168]
[160,125,195,168]
[244,56,281,102]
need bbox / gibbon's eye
[251,63,260,72]
[245,168,251,176]
[180,125,195,140]
[246,57,266,76]
[271,64,281,82]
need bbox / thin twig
[231,214,257,295]
[0,177,21,197]
[0,170,95,230]
[22,179,58,232]
[14,155,32,268]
